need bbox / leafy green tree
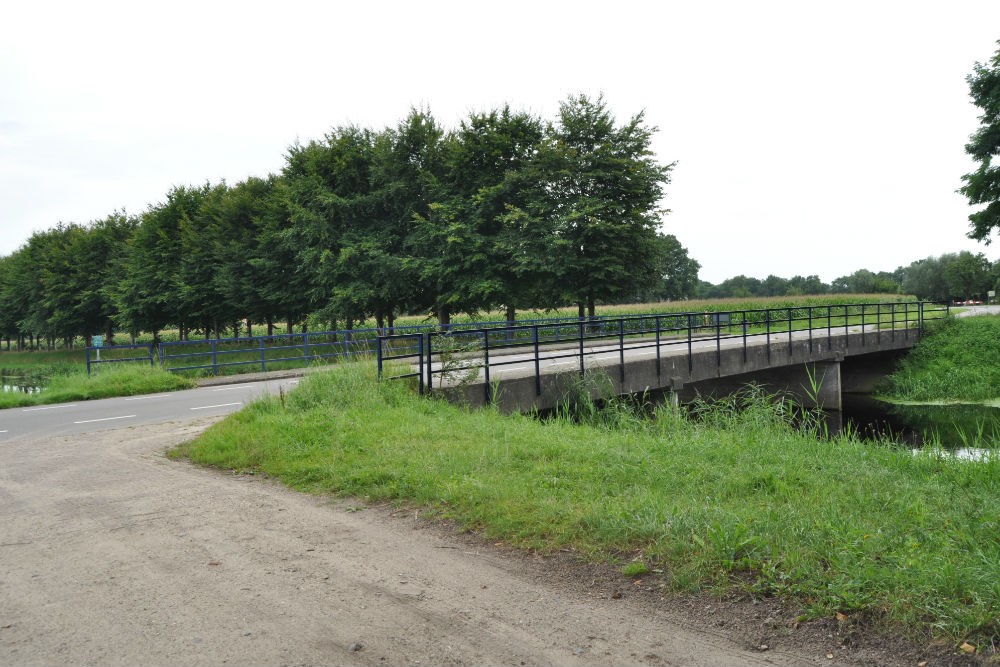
[944,251,993,299]
[415,106,547,323]
[960,42,1000,242]
[539,94,674,317]
[115,185,210,343]
[631,233,700,301]
[904,255,953,300]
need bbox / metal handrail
[376,301,950,404]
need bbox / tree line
[697,251,1000,301]
[0,95,704,350]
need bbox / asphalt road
[0,377,300,443]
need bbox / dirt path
[0,419,948,666]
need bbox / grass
[879,315,1000,403]
[0,364,195,409]
[173,362,1000,646]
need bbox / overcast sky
[2,1,999,283]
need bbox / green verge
[173,362,1000,644]
[879,315,1000,403]
[0,364,195,409]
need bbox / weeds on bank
[174,362,1000,645]
[0,364,195,409]
[880,315,1000,402]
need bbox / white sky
[2,0,999,283]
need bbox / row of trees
[698,251,1000,301]
[0,96,702,350]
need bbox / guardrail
[376,301,950,403]
[85,343,156,374]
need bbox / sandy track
[1,418,840,666]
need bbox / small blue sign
[93,335,104,347]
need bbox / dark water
[837,394,1000,450]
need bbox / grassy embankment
[175,361,1000,646]
[0,364,194,409]
[879,315,1000,404]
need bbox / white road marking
[22,404,77,412]
[190,402,242,411]
[124,394,170,401]
[213,385,253,391]
[0,430,8,433]
[73,415,136,424]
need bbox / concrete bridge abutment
[440,329,915,414]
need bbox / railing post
[579,322,585,378]
[876,303,881,343]
[417,335,424,395]
[808,306,813,353]
[376,336,383,379]
[765,309,771,362]
[619,318,626,383]
[483,331,491,405]
[304,332,311,367]
[426,333,433,390]
[787,307,792,357]
[687,314,693,373]
[149,344,155,369]
[919,301,925,338]
[211,340,218,376]
[533,326,541,396]
[827,305,832,345]
[345,330,351,360]
[86,348,91,375]
[861,304,866,346]
[655,316,661,378]
[891,303,895,341]
[716,314,721,368]
[260,337,267,372]
[742,311,747,363]
[844,305,850,349]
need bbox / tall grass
[0,364,195,409]
[879,315,1000,402]
[175,362,1000,645]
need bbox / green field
[173,362,1000,646]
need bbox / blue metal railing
[377,301,950,404]
[85,344,155,374]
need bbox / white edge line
[190,402,242,411]
[73,415,136,424]
[22,404,77,412]
[213,385,254,391]
[0,430,8,433]
[124,394,170,401]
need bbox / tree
[944,251,993,299]
[960,41,1000,242]
[631,233,700,301]
[539,94,674,317]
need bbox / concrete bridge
[378,302,948,414]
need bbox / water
[838,394,1000,450]
[1,376,42,394]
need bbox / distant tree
[786,274,829,295]
[904,255,954,301]
[944,251,993,299]
[631,233,700,302]
[960,41,1000,242]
